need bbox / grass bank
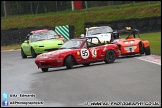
[1,1,161,36]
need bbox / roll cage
[116,29,140,39]
[85,37,103,48]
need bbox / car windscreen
[87,26,113,36]
[30,31,58,42]
[60,40,83,49]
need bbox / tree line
[1,1,154,18]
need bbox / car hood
[113,38,141,45]
[33,39,63,46]
[38,49,73,57]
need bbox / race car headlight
[43,56,48,58]
[48,55,55,60]
[49,57,55,60]
[40,54,48,58]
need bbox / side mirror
[80,34,85,38]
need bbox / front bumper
[35,57,63,68]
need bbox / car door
[79,42,93,63]
[88,47,101,61]
[23,37,32,55]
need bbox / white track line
[135,55,161,65]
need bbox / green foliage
[140,32,161,56]
[1,1,161,36]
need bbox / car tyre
[144,46,151,55]
[21,48,27,58]
[104,50,116,64]
[31,47,37,58]
[41,68,48,72]
[139,41,144,54]
[65,56,74,69]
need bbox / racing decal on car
[77,51,80,56]
[124,46,137,52]
[81,49,89,59]
[103,47,107,51]
[125,41,134,45]
[91,49,97,58]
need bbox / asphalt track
[1,50,161,107]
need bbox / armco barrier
[1,25,75,46]
[84,16,161,34]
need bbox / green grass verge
[140,32,161,56]
[1,32,161,56]
[1,44,21,51]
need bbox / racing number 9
[81,49,89,59]
[82,50,88,56]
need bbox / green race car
[21,30,64,58]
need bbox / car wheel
[21,48,27,58]
[104,50,116,64]
[139,41,144,54]
[31,47,37,58]
[65,56,74,69]
[82,63,90,66]
[144,46,151,55]
[41,68,48,72]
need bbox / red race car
[111,28,151,56]
[35,37,121,72]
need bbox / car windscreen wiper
[69,47,78,49]
[48,38,55,39]
[106,32,113,33]
[92,33,101,35]
[37,39,45,41]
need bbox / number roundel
[81,49,89,59]
[91,49,97,57]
